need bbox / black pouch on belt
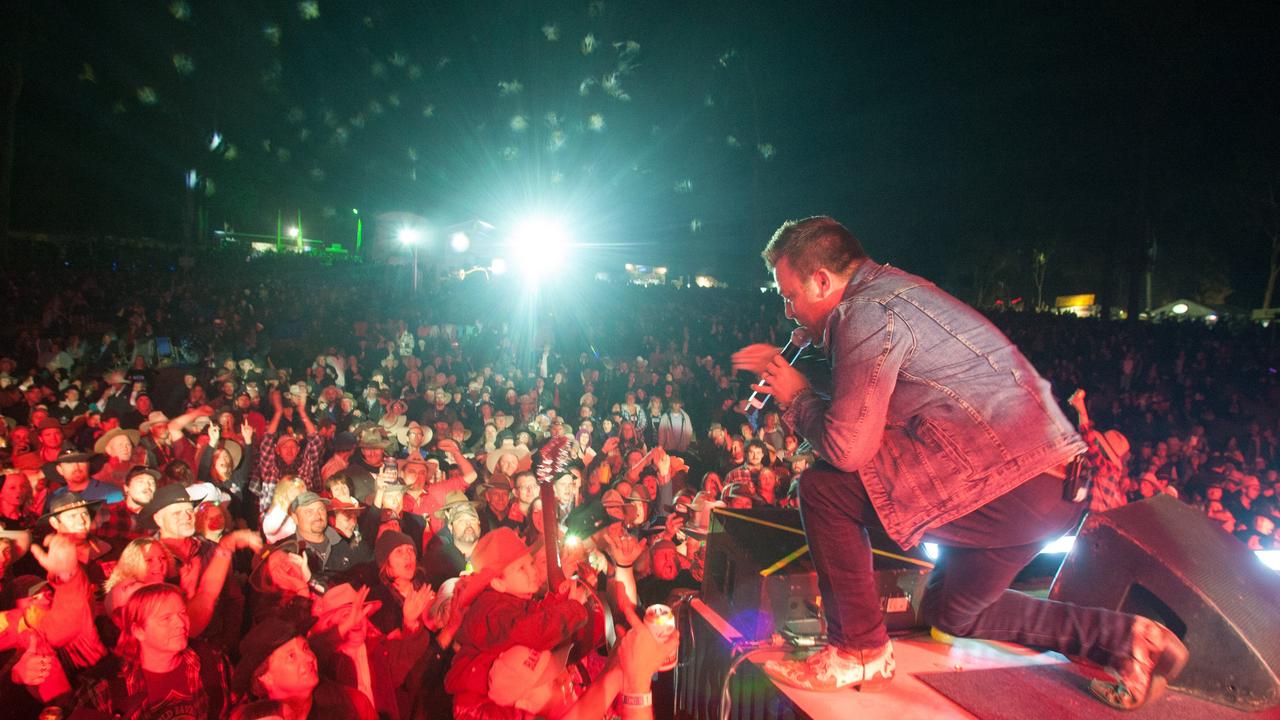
[1062,455,1091,503]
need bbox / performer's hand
[753,355,810,407]
[731,343,780,375]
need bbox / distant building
[1054,293,1098,318]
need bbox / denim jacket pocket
[910,416,975,480]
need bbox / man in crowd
[44,447,122,509]
[96,465,159,553]
[422,492,482,588]
[723,440,769,494]
[42,492,113,584]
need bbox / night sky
[9,1,1280,306]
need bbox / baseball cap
[468,527,533,579]
[288,491,330,515]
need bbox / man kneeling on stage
[732,216,1187,709]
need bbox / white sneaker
[763,642,895,692]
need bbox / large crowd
[0,243,1277,718]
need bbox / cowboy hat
[139,411,172,434]
[0,528,32,560]
[357,427,391,450]
[213,439,244,469]
[40,492,106,524]
[94,427,140,455]
[485,445,531,474]
[139,484,204,527]
[394,421,432,447]
[1096,429,1131,470]
[50,448,92,464]
[432,490,482,520]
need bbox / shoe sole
[763,667,895,694]
[855,672,894,693]
[1090,632,1190,710]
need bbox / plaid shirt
[724,464,761,494]
[1082,427,1128,513]
[96,500,147,548]
[250,432,324,514]
[82,644,229,719]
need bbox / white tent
[1149,298,1218,321]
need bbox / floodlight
[450,232,471,253]
[286,226,300,238]
[1041,535,1076,554]
[508,215,571,279]
[398,227,422,245]
[1172,303,1189,315]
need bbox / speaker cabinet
[1050,494,1280,711]
[701,507,930,641]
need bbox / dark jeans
[798,461,1135,668]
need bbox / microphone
[745,329,811,419]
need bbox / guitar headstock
[535,435,575,486]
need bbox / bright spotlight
[450,232,471,253]
[398,227,422,245]
[508,216,570,279]
[1171,303,1189,315]
[490,257,509,275]
[286,226,300,239]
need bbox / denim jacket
[783,261,1086,548]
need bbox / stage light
[1257,550,1280,572]
[1041,535,1075,554]
[926,535,1076,563]
[209,131,223,151]
[286,226,300,238]
[1172,303,1189,315]
[450,232,471,253]
[398,227,422,245]
[508,215,570,280]
[490,257,509,275]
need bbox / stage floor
[685,597,1070,720]
[748,632,1068,720]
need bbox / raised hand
[731,343,781,375]
[602,528,646,568]
[11,635,54,686]
[401,584,437,632]
[30,533,80,580]
[337,585,372,643]
[221,529,264,554]
[619,620,679,689]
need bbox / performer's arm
[781,303,912,473]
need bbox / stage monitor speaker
[1049,494,1280,711]
[701,506,931,641]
